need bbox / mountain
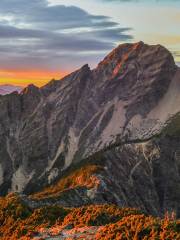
[0,84,22,95]
[0,41,180,217]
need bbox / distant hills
[0,84,22,95]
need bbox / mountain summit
[0,42,180,216]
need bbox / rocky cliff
[0,41,180,216]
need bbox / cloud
[172,51,180,57]
[101,0,180,2]
[0,0,133,73]
[0,2,116,30]
[0,25,49,38]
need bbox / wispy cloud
[0,0,133,76]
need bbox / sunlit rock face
[0,41,180,216]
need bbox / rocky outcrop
[88,131,180,217]
[0,41,180,216]
[28,123,180,217]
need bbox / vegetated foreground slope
[1,193,180,240]
[0,41,180,219]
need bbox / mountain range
[0,41,180,220]
[0,84,22,95]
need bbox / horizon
[1,0,180,86]
[0,41,179,88]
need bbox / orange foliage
[0,193,69,240]
[60,204,140,228]
[31,164,102,200]
[0,194,180,240]
[95,213,180,240]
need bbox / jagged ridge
[0,42,180,217]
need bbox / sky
[0,0,180,87]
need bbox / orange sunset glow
[0,70,68,87]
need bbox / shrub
[31,164,102,199]
[1,194,180,240]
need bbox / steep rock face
[29,123,180,217]
[91,132,180,217]
[0,42,180,216]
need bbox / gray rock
[0,41,180,216]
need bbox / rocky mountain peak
[80,63,90,71]
[21,84,39,95]
[20,84,41,115]
[94,41,176,81]
[0,42,180,218]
